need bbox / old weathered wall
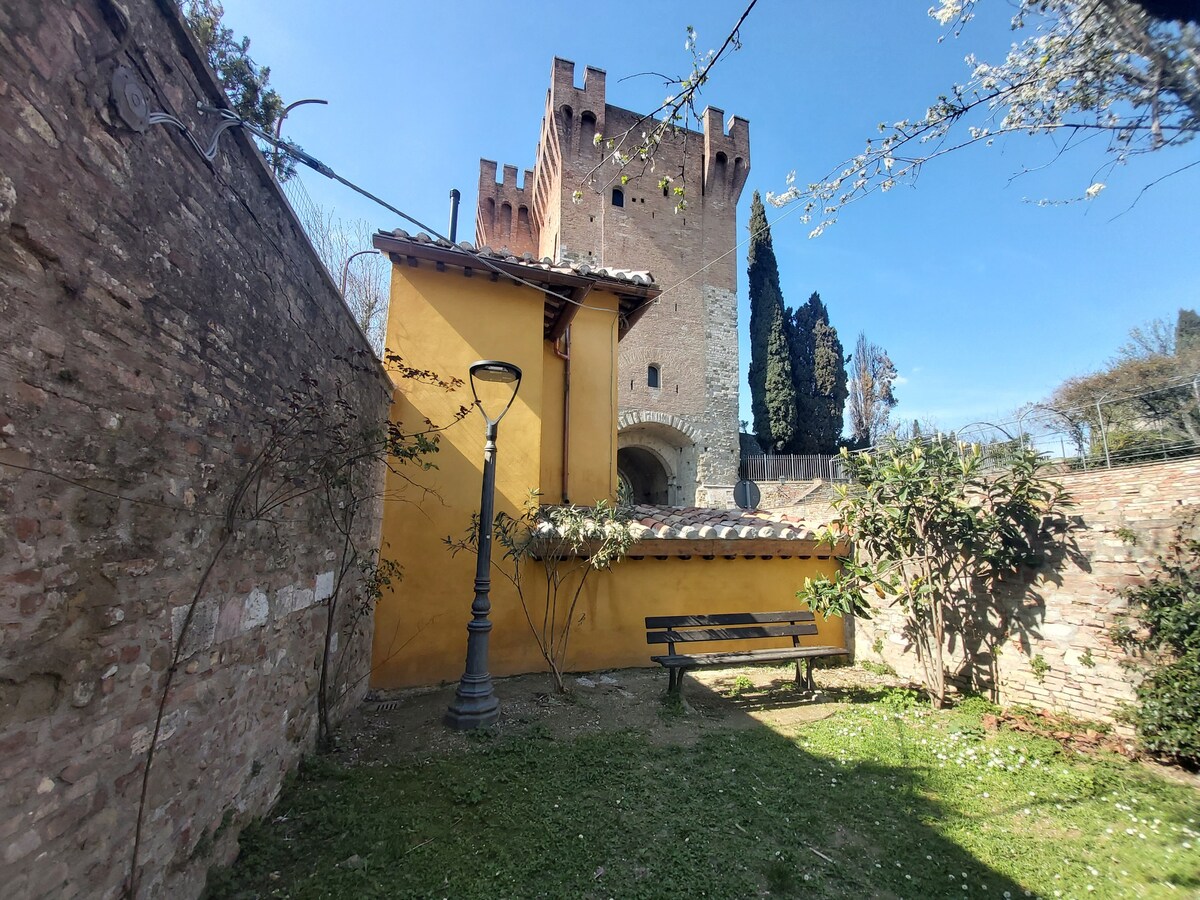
[856,458,1200,724]
[0,1,391,897]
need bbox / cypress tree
[1176,308,1200,356]
[747,193,799,452]
[810,296,848,452]
[787,293,847,453]
[787,299,818,453]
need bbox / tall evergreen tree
[809,296,848,452]
[787,299,817,453]
[746,193,799,452]
[786,293,846,453]
[1176,308,1200,356]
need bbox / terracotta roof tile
[541,504,823,542]
[382,229,656,288]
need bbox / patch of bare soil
[336,663,907,765]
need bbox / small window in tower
[579,112,597,152]
[612,188,624,208]
[647,364,661,389]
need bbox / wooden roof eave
[373,232,661,342]
[372,233,658,300]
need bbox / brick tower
[476,58,750,507]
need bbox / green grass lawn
[208,691,1199,899]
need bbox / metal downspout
[553,328,572,504]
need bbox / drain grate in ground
[371,701,402,712]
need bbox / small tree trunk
[928,599,947,709]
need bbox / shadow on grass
[206,680,1043,900]
[702,668,923,714]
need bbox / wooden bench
[645,611,848,696]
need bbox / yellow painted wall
[372,262,845,690]
[538,298,621,506]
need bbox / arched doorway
[616,412,700,506]
[617,446,671,505]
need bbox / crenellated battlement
[700,107,751,204]
[471,56,752,506]
[476,159,538,256]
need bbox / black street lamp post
[445,360,522,730]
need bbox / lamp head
[470,361,521,385]
[469,359,522,426]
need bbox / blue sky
[218,0,1199,434]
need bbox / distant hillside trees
[847,333,898,449]
[1047,308,1200,458]
[746,195,848,455]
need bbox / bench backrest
[645,611,818,654]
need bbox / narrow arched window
[647,364,661,388]
[579,111,597,153]
[561,104,573,149]
[612,188,624,208]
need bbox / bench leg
[805,659,815,692]
[667,667,689,697]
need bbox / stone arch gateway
[617,411,700,506]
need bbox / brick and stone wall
[855,458,1200,724]
[0,1,391,897]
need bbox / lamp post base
[444,679,500,730]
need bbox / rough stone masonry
[0,1,391,896]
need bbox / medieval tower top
[477,58,750,507]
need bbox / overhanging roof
[372,230,660,340]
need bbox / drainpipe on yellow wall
[553,327,572,505]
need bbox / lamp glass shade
[472,364,519,384]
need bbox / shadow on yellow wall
[370,239,844,690]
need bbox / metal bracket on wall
[110,66,242,163]
[112,66,150,132]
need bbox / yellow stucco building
[369,230,845,689]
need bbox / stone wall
[0,1,391,897]
[855,458,1200,724]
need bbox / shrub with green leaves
[447,493,636,694]
[1113,519,1200,765]
[799,436,1066,708]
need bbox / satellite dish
[733,479,761,510]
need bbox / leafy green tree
[181,0,296,179]
[448,495,637,694]
[1113,516,1200,765]
[747,192,800,452]
[800,437,1067,708]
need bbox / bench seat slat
[647,623,818,644]
[645,611,815,629]
[651,646,848,668]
